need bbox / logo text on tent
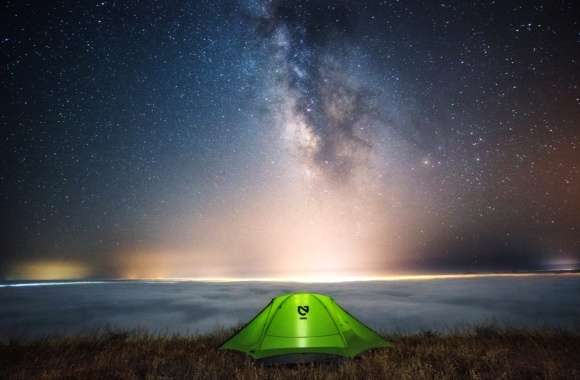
[297,305,309,319]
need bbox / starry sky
[1,0,579,280]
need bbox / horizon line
[135,271,580,283]
[2,270,580,287]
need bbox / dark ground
[1,327,579,379]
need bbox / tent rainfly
[219,292,390,363]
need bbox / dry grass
[1,326,579,379]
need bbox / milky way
[1,0,579,279]
[257,1,382,182]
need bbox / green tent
[220,292,390,362]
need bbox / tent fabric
[219,292,390,360]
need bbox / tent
[219,292,390,362]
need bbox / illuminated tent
[219,292,390,363]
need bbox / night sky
[1,0,579,280]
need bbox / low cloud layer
[1,277,579,339]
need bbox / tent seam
[313,294,348,349]
[257,294,291,351]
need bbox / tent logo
[297,305,309,319]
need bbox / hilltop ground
[1,327,579,379]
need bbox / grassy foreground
[1,327,579,379]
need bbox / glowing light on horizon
[119,271,580,283]
[2,272,578,288]
[0,281,107,288]
[7,260,91,281]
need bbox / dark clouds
[411,232,547,272]
[1,278,579,339]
